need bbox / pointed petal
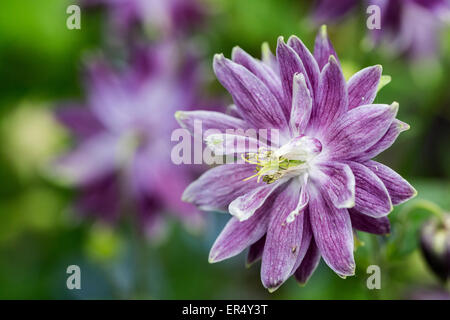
[287,35,320,95]
[261,182,305,291]
[325,103,398,160]
[209,205,271,263]
[175,110,246,135]
[314,25,340,71]
[347,65,382,110]
[246,236,266,267]
[232,46,286,110]
[349,208,391,235]
[365,160,417,205]
[294,240,321,285]
[205,133,264,156]
[277,37,311,116]
[182,164,260,212]
[314,161,355,208]
[347,161,393,217]
[213,54,287,129]
[308,185,355,277]
[290,73,313,133]
[308,55,347,133]
[229,182,280,221]
[357,119,410,160]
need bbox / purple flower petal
[290,73,312,134]
[313,0,359,23]
[209,196,274,263]
[294,240,321,285]
[313,25,340,71]
[261,182,306,291]
[232,46,286,111]
[246,235,266,267]
[346,161,393,217]
[308,185,355,277]
[205,133,264,156]
[182,164,260,212]
[357,119,410,160]
[325,103,398,160]
[289,210,313,276]
[347,65,382,110]
[287,35,320,96]
[229,182,280,221]
[365,160,417,205]
[55,104,104,139]
[349,208,391,235]
[213,54,287,129]
[175,110,247,135]
[314,161,355,209]
[308,55,347,134]
[276,37,311,118]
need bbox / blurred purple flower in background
[82,0,206,36]
[313,0,450,60]
[177,26,416,291]
[54,42,208,238]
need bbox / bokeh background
[0,0,449,299]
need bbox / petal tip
[320,25,328,38]
[267,285,281,293]
[174,110,186,121]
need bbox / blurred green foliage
[0,0,448,299]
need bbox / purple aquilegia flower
[313,0,450,60]
[54,43,204,237]
[177,26,416,291]
[82,0,205,36]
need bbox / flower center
[242,135,322,184]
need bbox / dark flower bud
[420,214,450,282]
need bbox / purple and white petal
[209,197,274,263]
[175,110,247,135]
[246,236,266,267]
[308,185,355,277]
[232,46,286,110]
[313,161,355,209]
[313,25,340,71]
[287,35,320,95]
[324,103,398,160]
[182,164,260,212]
[213,54,287,129]
[229,182,280,221]
[347,65,382,110]
[308,55,347,134]
[347,161,393,217]
[205,133,264,156]
[349,208,391,235]
[261,183,305,291]
[290,73,312,134]
[365,160,417,205]
[357,119,410,160]
[289,211,313,275]
[294,240,321,285]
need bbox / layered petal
[294,240,321,285]
[325,103,398,160]
[175,110,246,135]
[308,185,355,277]
[229,182,280,221]
[261,182,305,291]
[357,119,410,160]
[313,161,355,209]
[213,54,287,129]
[205,133,264,156]
[287,36,320,96]
[209,194,274,263]
[313,25,340,71]
[232,46,285,111]
[347,65,382,110]
[365,160,417,205]
[308,55,347,134]
[182,164,260,212]
[277,38,311,115]
[290,73,312,134]
[349,208,391,235]
[347,161,393,217]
